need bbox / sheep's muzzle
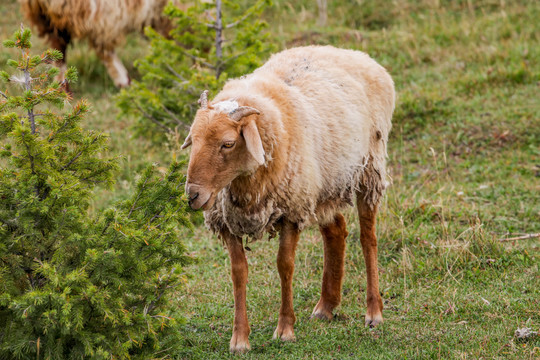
[186,183,214,210]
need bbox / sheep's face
[183,108,264,210]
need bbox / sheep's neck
[229,149,287,210]
[224,76,295,210]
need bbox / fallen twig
[499,233,540,242]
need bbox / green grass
[1,0,539,358]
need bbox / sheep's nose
[186,183,200,208]
[189,192,199,204]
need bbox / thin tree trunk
[20,26,36,134]
[215,0,223,79]
[317,0,327,27]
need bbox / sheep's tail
[356,155,387,210]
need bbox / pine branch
[36,88,61,97]
[145,192,181,229]
[80,166,114,183]
[172,80,198,96]
[1,146,19,158]
[50,208,68,241]
[135,103,172,133]
[128,176,151,219]
[20,133,36,175]
[0,90,7,99]
[222,51,247,66]
[165,64,199,96]
[165,63,187,81]
[144,269,176,315]
[0,217,18,231]
[161,104,191,131]
[48,108,84,143]
[225,10,255,29]
[148,213,163,225]
[203,7,217,28]
[60,134,101,171]
[101,220,112,236]
[178,48,216,70]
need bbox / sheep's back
[258,46,395,213]
[20,0,168,50]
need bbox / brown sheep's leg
[97,49,130,88]
[223,232,251,353]
[357,198,384,327]
[273,221,300,341]
[47,31,70,88]
[311,213,348,321]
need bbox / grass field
[1,0,539,358]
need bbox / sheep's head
[182,91,264,210]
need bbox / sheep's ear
[242,121,265,165]
[181,133,192,149]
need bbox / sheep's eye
[222,141,235,149]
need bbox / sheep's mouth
[191,192,216,211]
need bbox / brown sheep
[19,0,175,87]
[182,45,395,353]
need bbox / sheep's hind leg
[47,30,70,87]
[357,197,383,327]
[273,221,300,341]
[223,231,251,353]
[311,213,347,321]
[97,49,130,88]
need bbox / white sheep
[19,0,174,87]
[182,45,395,353]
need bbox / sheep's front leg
[311,213,348,320]
[223,232,251,353]
[357,200,383,327]
[273,221,300,341]
[97,49,130,88]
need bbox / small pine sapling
[0,27,193,359]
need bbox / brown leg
[47,31,70,88]
[97,49,130,88]
[357,198,383,327]
[273,221,300,341]
[311,213,348,320]
[223,231,250,353]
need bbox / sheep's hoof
[310,302,334,321]
[229,333,250,353]
[310,309,334,321]
[365,313,383,328]
[273,325,296,342]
